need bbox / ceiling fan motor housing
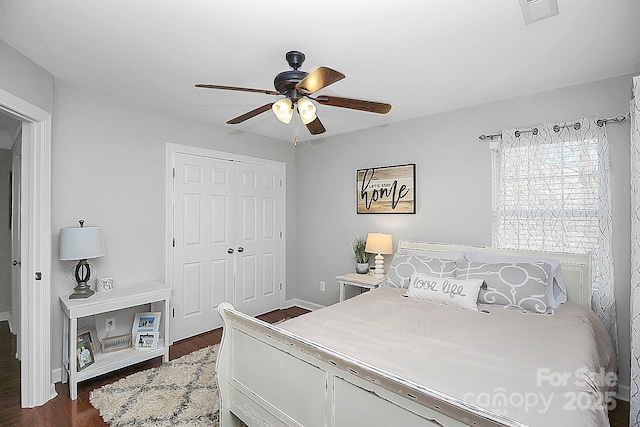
[274,51,309,98]
[274,70,308,98]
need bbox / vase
[355,263,369,274]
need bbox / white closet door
[172,151,284,341]
[233,163,283,316]
[172,153,235,340]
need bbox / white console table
[59,281,172,400]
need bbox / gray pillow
[384,254,457,289]
[455,260,550,313]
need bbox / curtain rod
[478,114,628,141]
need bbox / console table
[59,281,171,400]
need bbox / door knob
[227,248,234,254]
[237,247,244,253]
[12,260,21,266]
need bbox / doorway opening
[0,87,53,408]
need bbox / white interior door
[172,153,235,340]
[233,162,283,315]
[10,135,21,349]
[171,150,285,341]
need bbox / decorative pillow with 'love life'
[406,273,485,311]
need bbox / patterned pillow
[455,260,550,313]
[406,273,485,311]
[384,254,457,289]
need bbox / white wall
[0,39,54,114]
[50,83,297,375]
[294,74,636,395]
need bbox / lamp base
[69,281,95,299]
[373,253,385,279]
[69,259,96,299]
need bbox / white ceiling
[0,0,638,143]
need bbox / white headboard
[397,240,593,309]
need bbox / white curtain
[630,75,640,426]
[493,118,618,353]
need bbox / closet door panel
[234,164,283,315]
[172,154,234,341]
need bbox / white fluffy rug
[90,345,220,427]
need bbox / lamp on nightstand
[60,220,105,299]
[365,233,393,279]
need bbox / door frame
[0,88,53,407]
[165,143,287,343]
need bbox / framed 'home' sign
[356,164,415,214]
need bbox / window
[492,118,617,350]
[493,135,600,254]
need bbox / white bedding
[279,287,617,427]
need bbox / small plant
[351,236,370,264]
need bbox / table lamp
[60,220,105,299]
[365,233,393,279]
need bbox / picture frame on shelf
[132,312,161,335]
[76,333,95,371]
[78,325,101,355]
[102,334,133,353]
[135,331,159,350]
[98,276,113,292]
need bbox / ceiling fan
[196,51,392,146]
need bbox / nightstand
[335,273,384,302]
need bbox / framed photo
[98,276,113,292]
[78,326,101,355]
[76,333,95,371]
[102,334,133,353]
[356,164,416,214]
[135,331,159,350]
[133,312,161,334]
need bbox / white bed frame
[216,241,592,427]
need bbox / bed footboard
[216,303,525,427]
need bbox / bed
[216,241,617,427]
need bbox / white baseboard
[617,383,630,402]
[0,311,9,322]
[283,298,325,312]
[51,367,62,384]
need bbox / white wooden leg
[61,315,68,384]
[69,318,78,400]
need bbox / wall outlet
[105,317,116,332]
[320,281,325,291]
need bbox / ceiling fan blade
[295,67,345,95]
[305,116,326,135]
[196,84,280,96]
[314,95,391,114]
[227,103,274,124]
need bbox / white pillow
[464,251,567,308]
[406,273,485,311]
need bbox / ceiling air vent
[519,0,559,25]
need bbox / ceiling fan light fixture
[272,98,293,124]
[297,98,317,125]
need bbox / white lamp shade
[59,226,105,260]
[364,233,393,255]
[272,98,293,124]
[297,98,317,125]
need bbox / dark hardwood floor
[0,305,630,426]
[0,307,308,427]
